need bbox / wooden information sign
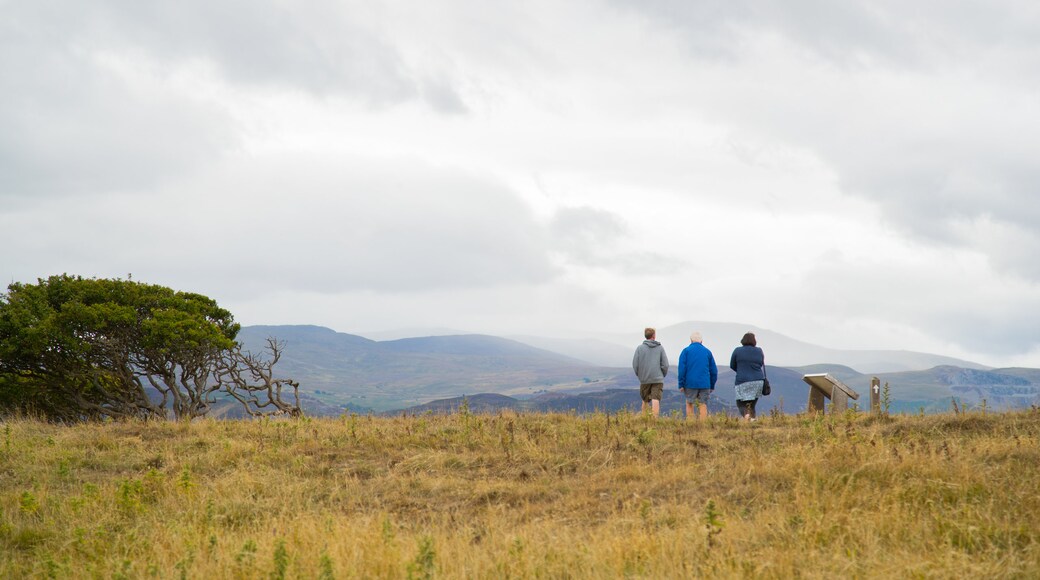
[802,373,861,414]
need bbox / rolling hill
[237,325,1038,416]
[236,325,632,412]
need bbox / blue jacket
[677,342,717,390]
[730,345,765,384]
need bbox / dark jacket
[729,345,765,384]
[677,342,717,390]
[632,340,669,384]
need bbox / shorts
[681,388,711,403]
[640,383,664,402]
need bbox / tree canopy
[0,275,295,420]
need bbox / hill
[236,325,631,412]
[396,362,1040,417]
[395,366,814,417]
[237,325,1038,415]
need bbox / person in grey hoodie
[632,327,669,418]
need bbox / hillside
[394,366,823,417]
[237,325,1038,415]
[237,325,631,412]
[2,412,1038,577]
[396,362,1040,417]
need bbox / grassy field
[1,406,1039,578]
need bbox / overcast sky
[3,0,1040,367]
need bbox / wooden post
[870,377,881,415]
[808,387,826,414]
[831,388,849,413]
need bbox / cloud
[4,0,1040,368]
[0,0,472,202]
[611,0,1040,281]
[0,11,235,200]
[611,0,1040,72]
[548,206,674,274]
[77,0,466,110]
[778,248,1040,359]
[0,155,556,296]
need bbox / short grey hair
[689,331,702,343]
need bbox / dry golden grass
[1,406,1039,578]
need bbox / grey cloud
[0,1,472,200]
[9,159,557,296]
[610,0,1040,72]
[615,0,1040,281]
[0,5,234,199]
[549,206,675,274]
[791,253,1040,358]
[0,64,234,200]
[550,206,627,256]
[93,1,414,101]
[84,0,464,109]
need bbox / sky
[2,0,1040,368]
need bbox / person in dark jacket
[677,331,717,421]
[633,327,669,418]
[729,332,766,421]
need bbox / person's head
[740,332,757,347]
[644,327,656,340]
[690,331,703,344]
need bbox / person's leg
[737,399,751,421]
[749,398,758,420]
[696,390,709,420]
[685,401,695,420]
[648,384,663,418]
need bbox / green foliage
[116,478,145,513]
[177,466,194,493]
[318,549,335,580]
[0,275,239,420]
[272,539,289,580]
[703,500,723,547]
[236,539,258,566]
[19,491,39,516]
[636,428,656,447]
[407,535,436,580]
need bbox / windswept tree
[0,275,298,420]
[217,339,303,418]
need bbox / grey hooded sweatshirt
[632,340,669,384]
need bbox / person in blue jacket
[677,331,717,421]
[730,332,766,421]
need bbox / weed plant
[0,408,1038,577]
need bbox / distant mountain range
[237,324,1038,416]
[513,321,989,373]
[236,325,631,412]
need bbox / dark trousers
[737,398,758,418]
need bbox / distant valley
[237,324,1039,416]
